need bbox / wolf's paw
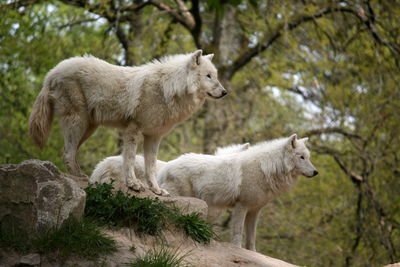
[150,186,169,196]
[160,188,170,196]
[127,181,145,192]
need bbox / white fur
[29,50,226,196]
[214,143,250,155]
[90,155,167,185]
[90,143,250,186]
[157,134,318,251]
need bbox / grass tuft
[85,182,214,243]
[34,217,117,258]
[0,218,117,259]
[172,212,214,244]
[129,246,191,267]
[85,181,170,236]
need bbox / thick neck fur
[166,92,205,124]
[238,138,299,195]
[143,54,200,101]
[124,54,204,121]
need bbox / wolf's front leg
[144,135,169,196]
[122,126,145,191]
[244,209,261,251]
[231,203,248,248]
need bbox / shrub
[85,182,170,236]
[172,213,213,244]
[85,182,214,243]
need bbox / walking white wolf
[89,143,250,186]
[29,50,226,195]
[157,134,318,251]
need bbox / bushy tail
[28,85,53,149]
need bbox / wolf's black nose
[313,170,319,176]
[221,89,227,96]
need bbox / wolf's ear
[288,134,297,149]
[241,142,250,151]
[299,137,309,144]
[204,54,214,61]
[191,50,203,66]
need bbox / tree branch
[149,0,195,31]
[114,23,130,63]
[58,17,101,29]
[359,2,400,56]
[345,188,363,267]
[59,0,111,17]
[224,6,358,79]
[224,3,399,79]
[119,1,149,12]
[59,0,149,21]
[313,145,363,184]
[303,127,364,141]
[190,0,202,48]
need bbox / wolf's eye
[300,156,305,160]
[206,74,211,79]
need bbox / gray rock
[20,253,40,266]
[0,160,86,233]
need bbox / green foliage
[84,182,171,236]
[85,182,214,243]
[0,218,117,259]
[33,218,117,259]
[172,213,214,244]
[129,247,190,267]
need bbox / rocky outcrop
[0,159,298,267]
[0,160,86,232]
[0,227,299,267]
[102,228,299,267]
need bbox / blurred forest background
[1,0,399,266]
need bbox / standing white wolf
[158,134,318,251]
[89,143,250,186]
[28,50,226,195]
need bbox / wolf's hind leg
[122,125,145,192]
[78,124,98,148]
[144,135,168,196]
[61,113,89,177]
